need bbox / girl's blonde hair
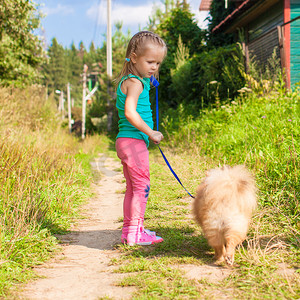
[115,31,167,86]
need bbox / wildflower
[261,116,266,119]
[231,101,237,105]
[209,81,218,84]
[238,87,252,93]
[288,119,292,122]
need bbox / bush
[162,87,300,226]
[168,44,246,110]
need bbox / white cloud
[42,4,75,16]
[86,1,163,27]
[86,0,208,31]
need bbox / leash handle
[150,76,160,131]
[150,76,195,199]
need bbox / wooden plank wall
[247,1,283,67]
[290,0,300,86]
[248,30,280,65]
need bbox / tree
[65,42,83,106]
[147,1,189,32]
[155,7,205,108]
[42,38,67,94]
[0,0,45,85]
[112,22,131,76]
[78,41,86,60]
[147,4,164,31]
[158,8,205,57]
[206,0,235,48]
[86,22,131,134]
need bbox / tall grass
[0,86,95,295]
[161,87,300,235]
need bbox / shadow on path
[57,229,122,251]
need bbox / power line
[92,0,102,44]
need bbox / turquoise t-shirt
[116,75,154,147]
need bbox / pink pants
[116,138,150,228]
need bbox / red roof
[212,0,252,32]
[211,0,279,33]
[199,0,213,11]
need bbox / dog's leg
[214,245,225,264]
[224,235,240,266]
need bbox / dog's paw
[214,254,225,265]
[225,255,234,266]
[214,259,225,266]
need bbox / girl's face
[131,43,165,78]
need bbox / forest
[0,0,299,298]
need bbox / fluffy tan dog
[193,165,257,266]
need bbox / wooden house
[200,0,300,88]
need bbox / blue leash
[150,76,195,199]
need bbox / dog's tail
[205,165,257,214]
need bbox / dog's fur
[193,165,257,266]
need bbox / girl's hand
[150,130,164,144]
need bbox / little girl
[115,31,167,246]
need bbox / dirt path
[20,154,233,300]
[21,154,135,300]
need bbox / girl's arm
[124,78,163,144]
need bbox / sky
[35,0,210,49]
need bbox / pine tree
[65,42,83,106]
[79,41,86,60]
[112,22,130,75]
[43,38,68,94]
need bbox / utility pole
[107,0,113,131]
[60,91,64,120]
[107,0,112,78]
[81,64,88,140]
[67,83,72,133]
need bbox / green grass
[162,88,300,228]
[110,87,300,299]
[0,86,110,296]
